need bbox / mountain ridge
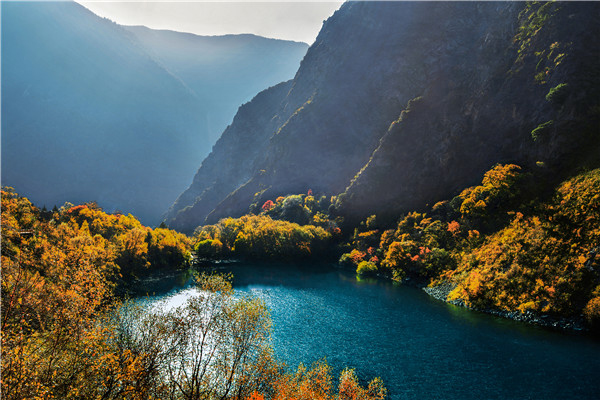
[165,1,599,233]
[124,24,308,144]
[124,26,308,46]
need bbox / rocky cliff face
[166,1,600,231]
[338,1,600,223]
[164,81,293,232]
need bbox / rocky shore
[423,281,589,332]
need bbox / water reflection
[130,269,196,297]
[135,263,600,400]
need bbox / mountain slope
[165,1,599,232]
[1,1,306,225]
[338,1,600,223]
[2,1,205,225]
[164,80,293,232]
[124,26,308,143]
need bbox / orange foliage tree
[446,168,600,318]
[267,360,386,400]
[1,188,387,398]
[1,188,194,398]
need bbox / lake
[133,262,600,399]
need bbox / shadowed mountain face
[1,1,307,225]
[164,80,295,232]
[165,1,599,233]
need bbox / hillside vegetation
[1,187,386,399]
[339,166,600,329]
[187,163,600,329]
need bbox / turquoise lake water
[135,262,600,399]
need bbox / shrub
[366,215,377,229]
[545,83,569,104]
[194,238,223,259]
[262,200,275,211]
[458,164,523,227]
[584,293,600,328]
[421,247,454,278]
[356,261,378,276]
[531,120,554,141]
[339,253,353,266]
[282,195,309,224]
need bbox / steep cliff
[166,1,600,231]
[164,81,293,232]
[338,1,600,223]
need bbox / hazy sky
[77,1,344,44]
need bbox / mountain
[124,26,308,144]
[1,1,307,225]
[164,80,294,230]
[165,1,599,233]
[337,1,600,224]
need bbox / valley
[2,1,599,399]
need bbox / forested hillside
[188,165,600,330]
[339,165,600,330]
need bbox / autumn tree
[113,274,278,399]
[194,215,331,260]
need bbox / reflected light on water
[135,263,600,400]
[152,287,204,310]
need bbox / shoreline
[422,281,589,333]
[175,260,592,333]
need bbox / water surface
[135,263,600,399]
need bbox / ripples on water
[134,263,600,400]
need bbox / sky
[76,1,344,44]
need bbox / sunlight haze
[77,1,344,44]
